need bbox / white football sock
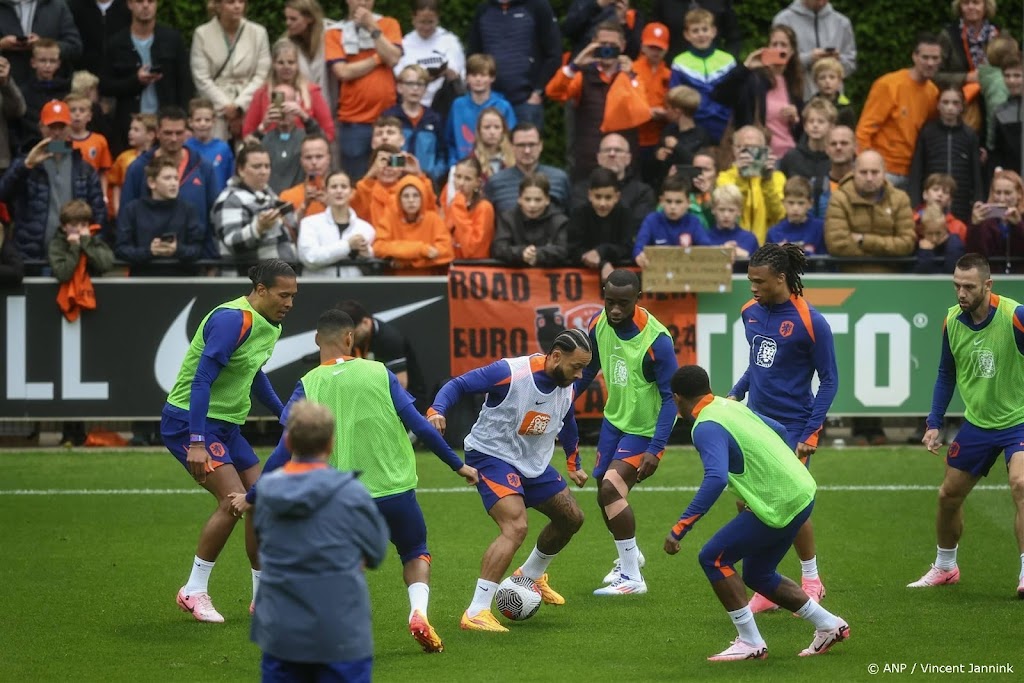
[408,582,429,621]
[468,579,498,615]
[935,545,958,571]
[184,556,214,595]
[614,538,642,580]
[519,547,555,580]
[251,569,261,601]
[800,557,819,580]
[1019,553,1024,581]
[727,606,765,646]
[795,599,840,630]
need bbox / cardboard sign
[641,246,735,293]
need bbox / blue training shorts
[160,412,259,474]
[593,419,661,480]
[261,653,372,683]
[466,450,567,511]
[698,501,814,595]
[374,489,430,564]
[947,420,1024,477]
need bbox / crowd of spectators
[0,0,1022,286]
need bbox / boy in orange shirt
[67,92,112,199]
[374,174,452,273]
[352,142,436,225]
[108,113,157,217]
[633,22,672,182]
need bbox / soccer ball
[495,575,542,621]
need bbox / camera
[739,146,768,178]
[389,154,406,168]
[596,45,621,60]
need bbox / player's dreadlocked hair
[749,243,807,297]
[550,328,592,354]
[247,259,296,290]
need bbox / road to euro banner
[448,266,696,418]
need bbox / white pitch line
[0,484,1010,496]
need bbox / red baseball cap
[642,22,670,51]
[40,100,71,126]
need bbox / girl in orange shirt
[441,156,494,259]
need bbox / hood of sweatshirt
[391,174,433,227]
[785,0,836,20]
[260,465,358,519]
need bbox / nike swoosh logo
[614,345,622,350]
[973,338,983,345]
[155,296,444,393]
[332,369,347,375]
[748,318,757,323]
[814,637,834,652]
[617,448,631,453]
[481,587,489,592]
[535,400,548,405]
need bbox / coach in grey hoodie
[251,400,389,681]
[772,0,856,100]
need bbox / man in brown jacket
[824,150,916,273]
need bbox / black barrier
[2,277,449,419]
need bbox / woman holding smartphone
[712,25,804,158]
[243,38,334,141]
[212,142,298,274]
[967,168,1024,271]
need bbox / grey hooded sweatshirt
[252,464,389,664]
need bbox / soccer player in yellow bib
[665,365,850,661]
[910,253,1024,597]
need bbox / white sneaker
[593,574,648,595]
[799,618,850,656]
[601,551,647,584]
[707,638,768,662]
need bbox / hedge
[159,0,1023,163]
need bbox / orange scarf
[56,224,101,322]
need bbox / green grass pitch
[2,446,1021,682]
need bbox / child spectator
[441,156,494,260]
[633,174,709,267]
[685,148,718,228]
[545,20,652,181]
[914,202,965,274]
[668,9,736,144]
[48,198,113,284]
[66,92,112,198]
[915,173,968,242]
[978,35,1020,150]
[967,169,1024,270]
[375,175,452,273]
[471,107,514,181]
[703,183,758,259]
[115,156,204,276]
[568,166,637,280]
[384,64,447,185]
[634,22,672,176]
[778,97,836,219]
[185,97,234,195]
[108,112,156,217]
[297,170,376,278]
[909,85,982,225]
[651,85,712,188]
[17,39,69,150]
[716,125,786,244]
[351,145,437,226]
[252,84,325,193]
[991,57,1023,174]
[767,176,827,256]
[810,57,856,129]
[370,115,406,151]
[446,53,516,166]
[492,173,569,267]
[70,70,117,159]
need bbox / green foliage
[159,0,1023,162]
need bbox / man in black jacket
[99,0,192,155]
[68,0,130,77]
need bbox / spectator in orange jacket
[374,174,453,272]
[633,23,672,176]
[545,21,651,181]
[441,156,494,260]
[351,144,436,226]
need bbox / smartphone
[389,154,406,168]
[46,140,69,154]
[148,64,163,75]
[761,48,787,66]
[16,35,28,43]
[271,91,284,106]
[824,47,837,54]
[985,204,1008,219]
[307,174,323,189]
[159,233,176,243]
[275,200,295,215]
[739,146,768,178]
[596,45,621,60]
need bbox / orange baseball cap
[40,100,71,126]
[642,22,670,51]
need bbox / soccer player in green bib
[665,365,850,661]
[577,269,679,595]
[232,309,479,654]
[910,253,1024,597]
[161,259,297,623]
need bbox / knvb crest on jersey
[610,355,629,386]
[971,348,996,378]
[518,411,551,436]
[753,335,777,368]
